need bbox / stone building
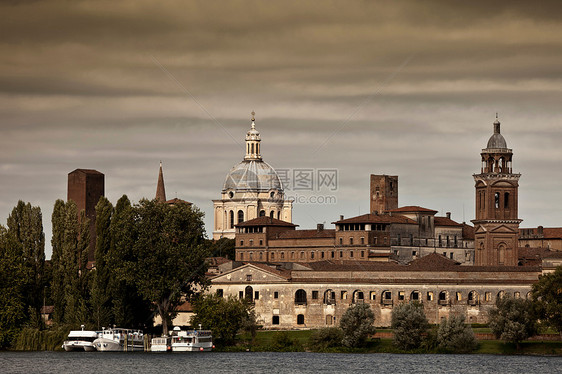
[213,113,292,240]
[472,117,521,266]
[519,226,562,251]
[67,168,104,262]
[210,254,540,328]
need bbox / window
[240,240,244,246]
[485,292,491,301]
[514,291,520,299]
[281,252,285,259]
[450,252,453,259]
[504,192,510,209]
[270,211,274,219]
[311,252,315,259]
[361,237,365,245]
[341,291,348,300]
[321,252,325,259]
[274,291,279,299]
[326,315,334,325]
[238,210,244,223]
[370,291,376,301]
[339,238,343,245]
[331,251,335,258]
[259,210,265,217]
[216,289,224,297]
[412,250,417,256]
[427,291,434,301]
[350,251,354,258]
[246,274,252,282]
[300,251,305,259]
[272,316,279,325]
[398,291,405,301]
[339,251,343,258]
[229,210,234,229]
[297,314,305,325]
[411,291,420,301]
[249,239,253,246]
[259,239,263,246]
[271,252,275,260]
[295,289,307,305]
[456,292,462,301]
[239,291,243,299]
[361,251,365,258]
[239,253,244,260]
[291,252,294,259]
[439,235,442,247]
[324,290,336,305]
[495,192,500,209]
[259,252,263,260]
[350,237,353,245]
[312,291,319,300]
[382,291,392,304]
[254,291,260,300]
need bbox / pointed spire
[155,161,167,203]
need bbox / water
[1,351,561,374]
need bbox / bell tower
[472,116,521,266]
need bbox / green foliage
[268,331,303,352]
[532,266,562,336]
[489,296,537,349]
[207,238,236,260]
[13,326,71,351]
[191,294,256,346]
[391,302,429,350]
[309,327,344,350]
[340,303,376,347]
[133,199,209,335]
[437,314,478,353]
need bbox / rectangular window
[271,252,275,260]
[331,251,335,258]
[398,291,405,301]
[339,238,343,245]
[361,237,365,244]
[339,251,343,258]
[370,291,376,300]
[274,291,279,299]
[495,192,500,209]
[254,291,259,300]
[321,252,325,259]
[259,239,263,246]
[312,291,319,299]
[272,316,279,325]
[217,289,224,297]
[311,252,315,259]
[361,251,365,258]
[485,292,491,301]
[350,251,354,258]
[450,252,454,259]
[249,239,253,246]
[239,291,243,299]
[246,274,252,281]
[456,292,462,301]
[350,237,353,245]
[504,192,510,209]
[427,291,434,301]
[412,250,417,256]
[341,291,347,300]
[240,240,244,246]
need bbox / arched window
[259,210,265,217]
[245,286,253,302]
[270,210,274,218]
[410,291,420,301]
[468,290,478,305]
[438,291,448,305]
[497,290,505,300]
[238,210,244,224]
[229,210,234,229]
[277,211,281,220]
[323,289,336,305]
[295,289,307,305]
[297,314,305,325]
[498,243,506,264]
[352,290,364,304]
[382,290,392,305]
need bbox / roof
[276,229,335,239]
[206,257,232,266]
[176,301,193,312]
[223,159,283,192]
[236,216,297,228]
[68,169,104,175]
[166,198,192,205]
[387,206,438,214]
[332,213,416,225]
[520,227,562,239]
[434,216,462,227]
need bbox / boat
[150,336,171,352]
[93,327,145,351]
[62,325,99,352]
[170,326,213,352]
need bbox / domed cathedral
[472,116,522,266]
[212,112,293,240]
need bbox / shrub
[391,302,429,350]
[269,331,303,352]
[309,327,344,350]
[340,303,376,348]
[489,296,537,350]
[437,314,478,353]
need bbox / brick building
[67,169,104,262]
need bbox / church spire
[245,111,262,160]
[155,161,167,203]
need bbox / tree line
[0,197,226,348]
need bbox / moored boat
[170,327,213,352]
[62,325,99,352]
[150,336,171,352]
[93,327,144,351]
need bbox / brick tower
[370,175,398,214]
[67,169,105,262]
[472,117,521,266]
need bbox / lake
[1,351,561,374]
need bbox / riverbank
[217,330,562,356]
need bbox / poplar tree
[50,199,66,323]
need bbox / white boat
[62,325,99,352]
[170,327,213,352]
[93,327,145,351]
[150,336,171,352]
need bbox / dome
[486,119,508,149]
[223,160,283,192]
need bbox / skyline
[2,1,562,258]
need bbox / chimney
[317,223,324,231]
[446,212,451,219]
[340,215,344,221]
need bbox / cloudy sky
[2,1,562,258]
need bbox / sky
[2,1,562,258]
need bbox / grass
[221,329,562,356]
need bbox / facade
[370,174,398,214]
[472,118,522,266]
[210,254,540,328]
[519,226,562,251]
[67,169,104,262]
[213,113,292,240]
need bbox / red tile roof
[462,224,475,240]
[276,229,335,239]
[176,301,193,312]
[387,206,438,214]
[520,227,562,239]
[434,217,462,227]
[236,217,297,227]
[332,213,416,225]
[166,198,192,205]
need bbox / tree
[339,303,376,347]
[207,237,235,260]
[190,294,256,345]
[309,327,344,351]
[133,199,210,336]
[531,266,562,338]
[50,199,66,324]
[391,302,429,350]
[90,196,113,329]
[489,295,537,350]
[437,314,478,353]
